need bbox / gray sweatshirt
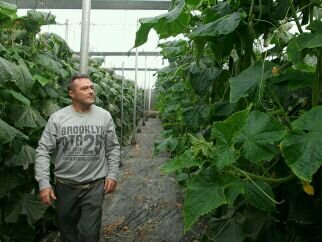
[35,105,120,190]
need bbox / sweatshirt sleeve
[35,115,58,190]
[105,114,120,181]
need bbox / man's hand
[39,187,56,205]
[104,178,117,193]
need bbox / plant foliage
[135,0,322,240]
[0,2,143,241]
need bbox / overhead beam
[113,67,158,71]
[4,0,171,10]
[76,51,160,56]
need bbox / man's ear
[68,90,74,98]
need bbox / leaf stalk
[312,47,322,107]
[287,0,303,33]
[238,168,285,204]
[235,166,296,184]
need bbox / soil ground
[99,118,203,242]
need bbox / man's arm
[105,115,120,193]
[35,115,58,204]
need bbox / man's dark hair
[68,74,92,91]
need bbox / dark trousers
[55,180,105,242]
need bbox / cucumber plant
[134,0,322,240]
[0,2,142,240]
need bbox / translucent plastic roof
[10,0,173,87]
[4,0,171,10]
[17,8,169,88]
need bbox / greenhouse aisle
[100,118,191,242]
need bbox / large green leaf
[211,107,250,145]
[0,56,19,83]
[186,0,202,8]
[209,34,235,61]
[270,68,314,91]
[18,10,55,33]
[234,111,287,162]
[0,118,28,144]
[9,105,46,128]
[229,61,274,103]
[183,104,214,131]
[134,0,190,47]
[244,181,276,212]
[307,20,322,34]
[211,107,250,169]
[244,207,274,240]
[94,82,104,96]
[0,171,23,198]
[213,145,239,170]
[12,218,35,242]
[281,106,322,182]
[286,38,303,64]
[161,150,203,174]
[36,54,68,77]
[27,10,56,25]
[154,135,178,154]
[188,62,222,95]
[184,168,244,232]
[5,144,35,167]
[204,2,233,22]
[5,193,48,225]
[8,44,32,62]
[207,211,246,242]
[189,12,241,38]
[274,0,289,20]
[15,59,34,94]
[42,99,61,117]
[213,101,237,117]
[0,89,31,106]
[0,58,33,93]
[289,32,322,49]
[0,42,7,52]
[287,32,322,64]
[0,1,17,27]
[159,40,188,59]
[33,72,47,87]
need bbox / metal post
[119,62,124,164]
[142,55,147,126]
[121,62,124,147]
[65,19,69,43]
[131,37,139,145]
[136,48,142,133]
[148,72,152,112]
[79,0,91,74]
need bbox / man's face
[68,78,95,106]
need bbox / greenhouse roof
[5,0,171,10]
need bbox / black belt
[56,178,104,190]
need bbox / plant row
[0,2,142,241]
[134,0,322,241]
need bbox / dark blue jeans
[55,179,105,242]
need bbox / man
[35,74,120,242]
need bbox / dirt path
[99,118,189,242]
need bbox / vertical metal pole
[121,62,124,147]
[131,28,139,145]
[65,19,69,43]
[145,70,149,121]
[148,73,151,112]
[79,0,91,74]
[142,55,147,126]
[120,62,124,163]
